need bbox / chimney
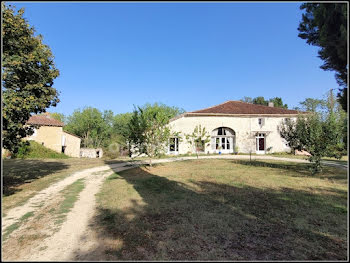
[268,102,274,107]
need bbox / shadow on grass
[74,162,347,261]
[231,159,347,180]
[3,159,69,196]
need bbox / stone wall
[62,132,81,157]
[26,126,63,153]
[80,148,103,158]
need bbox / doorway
[256,133,265,154]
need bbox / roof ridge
[186,100,305,115]
[27,114,64,127]
[189,100,233,113]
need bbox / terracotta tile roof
[26,113,64,127]
[189,100,306,115]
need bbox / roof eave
[184,112,309,117]
[26,123,64,127]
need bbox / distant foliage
[253,96,268,106]
[241,96,288,108]
[50,113,66,124]
[298,98,325,112]
[65,107,113,148]
[2,4,60,154]
[269,97,288,109]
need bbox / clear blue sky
[10,1,340,116]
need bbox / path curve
[2,155,347,261]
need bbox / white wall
[168,115,296,154]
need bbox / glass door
[256,133,265,154]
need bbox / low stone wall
[80,148,103,158]
[295,150,311,156]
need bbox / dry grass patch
[2,158,123,214]
[2,178,86,261]
[87,159,347,261]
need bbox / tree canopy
[2,4,60,153]
[298,3,348,111]
[240,96,288,108]
[50,113,66,124]
[127,103,179,165]
[298,98,325,112]
[279,91,346,174]
[64,107,113,148]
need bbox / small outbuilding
[80,148,103,158]
[26,113,81,157]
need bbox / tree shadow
[3,159,69,196]
[74,162,347,261]
[231,159,347,181]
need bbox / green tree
[298,98,325,112]
[279,112,345,174]
[298,3,347,111]
[141,102,185,119]
[269,97,288,109]
[241,96,288,108]
[278,118,302,155]
[185,125,211,159]
[65,107,112,148]
[113,113,133,139]
[111,112,133,155]
[252,96,268,106]
[128,104,175,166]
[50,113,66,124]
[240,97,253,103]
[2,4,60,154]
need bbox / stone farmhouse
[26,113,81,157]
[167,100,306,155]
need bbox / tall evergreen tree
[298,3,348,111]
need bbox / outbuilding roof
[26,113,64,127]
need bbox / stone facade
[62,132,81,158]
[167,115,296,155]
[26,126,81,157]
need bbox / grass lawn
[2,158,123,215]
[92,159,347,260]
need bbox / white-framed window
[169,137,179,152]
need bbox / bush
[104,142,122,159]
[15,141,30,158]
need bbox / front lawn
[92,159,347,260]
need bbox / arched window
[211,127,235,152]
